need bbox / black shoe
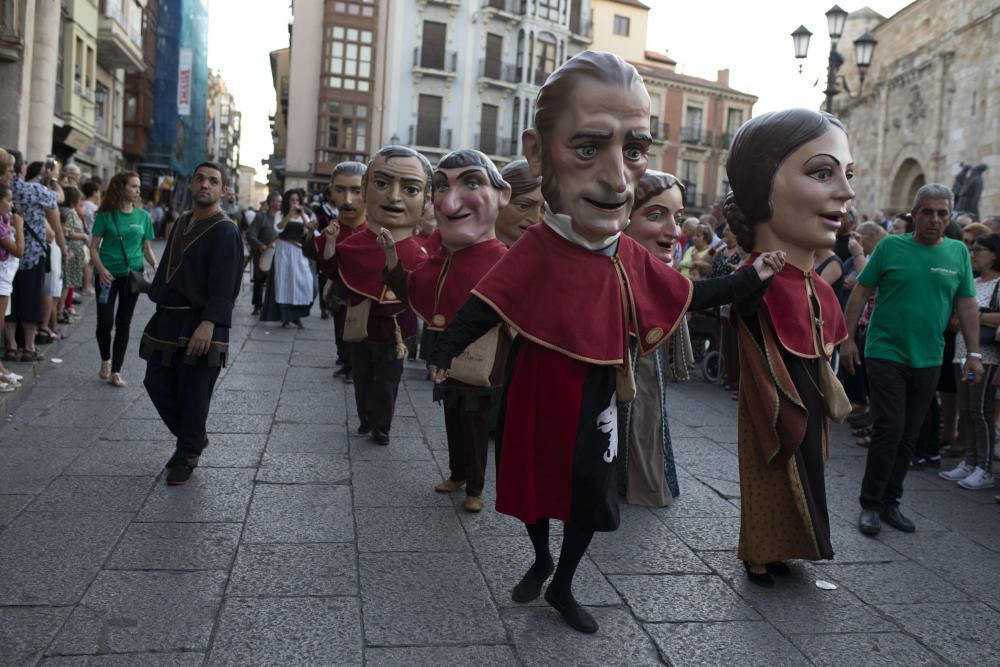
[742,561,774,588]
[333,366,348,377]
[357,423,371,435]
[252,307,261,316]
[371,430,390,446]
[342,372,353,385]
[511,560,554,603]
[766,561,791,576]
[321,310,330,320]
[293,318,304,329]
[166,464,195,486]
[880,506,915,533]
[909,458,925,470]
[543,587,598,633]
[281,321,290,329]
[923,455,941,468]
[858,509,881,535]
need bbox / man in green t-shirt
[842,184,982,537]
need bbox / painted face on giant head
[523,54,652,246]
[330,174,364,228]
[495,159,543,247]
[432,151,510,251]
[763,126,854,253]
[364,152,429,233]
[626,175,684,265]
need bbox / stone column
[27,0,60,161]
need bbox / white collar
[542,204,620,252]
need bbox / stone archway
[890,158,926,212]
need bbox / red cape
[472,222,692,364]
[744,257,848,359]
[338,229,427,303]
[408,238,507,331]
[416,228,443,255]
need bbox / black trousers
[144,357,221,466]
[350,340,403,435]
[859,358,940,511]
[95,276,139,373]
[443,398,491,497]
[334,308,351,370]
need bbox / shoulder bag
[449,325,501,388]
[111,211,153,293]
[258,244,275,272]
[22,221,51,273]
[342,299,371,342]
[979,280,1000,346]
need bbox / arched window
[534,32,556,85]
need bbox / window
[534,33,556,85]
[323,25,373,92]
[332,0,376,17]
[484,33,502,79]
[420,21,446,70]
[511,97,521,149]
[74,36,83,88]
[322,102,369,162]
[479,104,498,154]
[536,0,559,21]
[682,106,703,142]
[725,108,744,147]
[85,45,94,90]
[613,15,629,36]
[95,83,109,136]
[416,94,442,147]
[682,159,700,201]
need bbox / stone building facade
[835,0,1000,217]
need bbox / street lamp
[791,4,877,113]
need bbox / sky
[208,0,914,182]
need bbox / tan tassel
[391,314,407,360]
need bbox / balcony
[532,68,552,86]
[97,0,143,72]
[412,47,458,79]
[409,124,453,151]
[650,122,671,143]
[719,131,736,149]
[569,17,592,43]
[680,125,714,147]
[682,186,710,211]
[481,0,523,21]
[475,134,514,157]
[0,0,23,62]
[478,59,519,86]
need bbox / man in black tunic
[140,162,244,485]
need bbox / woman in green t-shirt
[90,171,157,388]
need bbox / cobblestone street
[2,272,1000,666]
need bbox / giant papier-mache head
[432,149,510,252]
[521,51,652,245]
[363,145,433,234]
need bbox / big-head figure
[364,145,432,241]
[433,149,510,252]
[495,159,542,247]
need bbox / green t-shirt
[858,233,975,368]
[92,208,154,277]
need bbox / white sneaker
[939,461,974,481]
[958,467,995,490]
[0,381,15,393]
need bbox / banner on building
[177,48,193,117]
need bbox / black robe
[139,211,244,367]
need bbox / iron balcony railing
[413,47,458,74]
[478,59,519,84]
[475,134,514,157]
[409,124,453,150]
[680,125,714,147]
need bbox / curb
[0,295,94,418]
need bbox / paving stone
[649,477,740,518]
[47,571,226,655]
[0,494,32,526]
[107,522,242,570]
[349,434,432,461]
[0,606,72,666]
[40,654,206,666]
[136,468,255,523]
[0,423,102,449]
[819,561,969,605]
[359,552,505,646]
[100,418,174,441]
[351,460,454,508]
[0,511,131,605]
[206,413,272,434]
[29,400,131,427]
[243,484,354,543]
[792,632,944,667]
[64,440,176,476]
[366,646,520,666]
[667,516,741,551]
[356,506,469,552]
[273,401,346,424]
[611,574,760,622]
[588,505,710,574]
[646,621,809,667]
[876,602,1000,664]
[255,452,351,484]
[28,476,153,513]
[284,366,340,384]
[219,361,288,377]
[208,597,361,667]
[471,535,620,607]
[266,423,349,454]
[227,543,357,597]
[503,606,662,666]
[823,517,909,563]
[206,389,280,415]
[0,447,81,493]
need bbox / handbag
[818,358,852,422]
[449,325,501,387]
[111,211,152,293]
[342,299,371,342]
[23,222,51,273]
[979,280,1000,345]
[258,244,275,272]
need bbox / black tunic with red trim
[430,223,692,530]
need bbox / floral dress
[60,207,87,289]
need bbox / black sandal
[743,561,774,588]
